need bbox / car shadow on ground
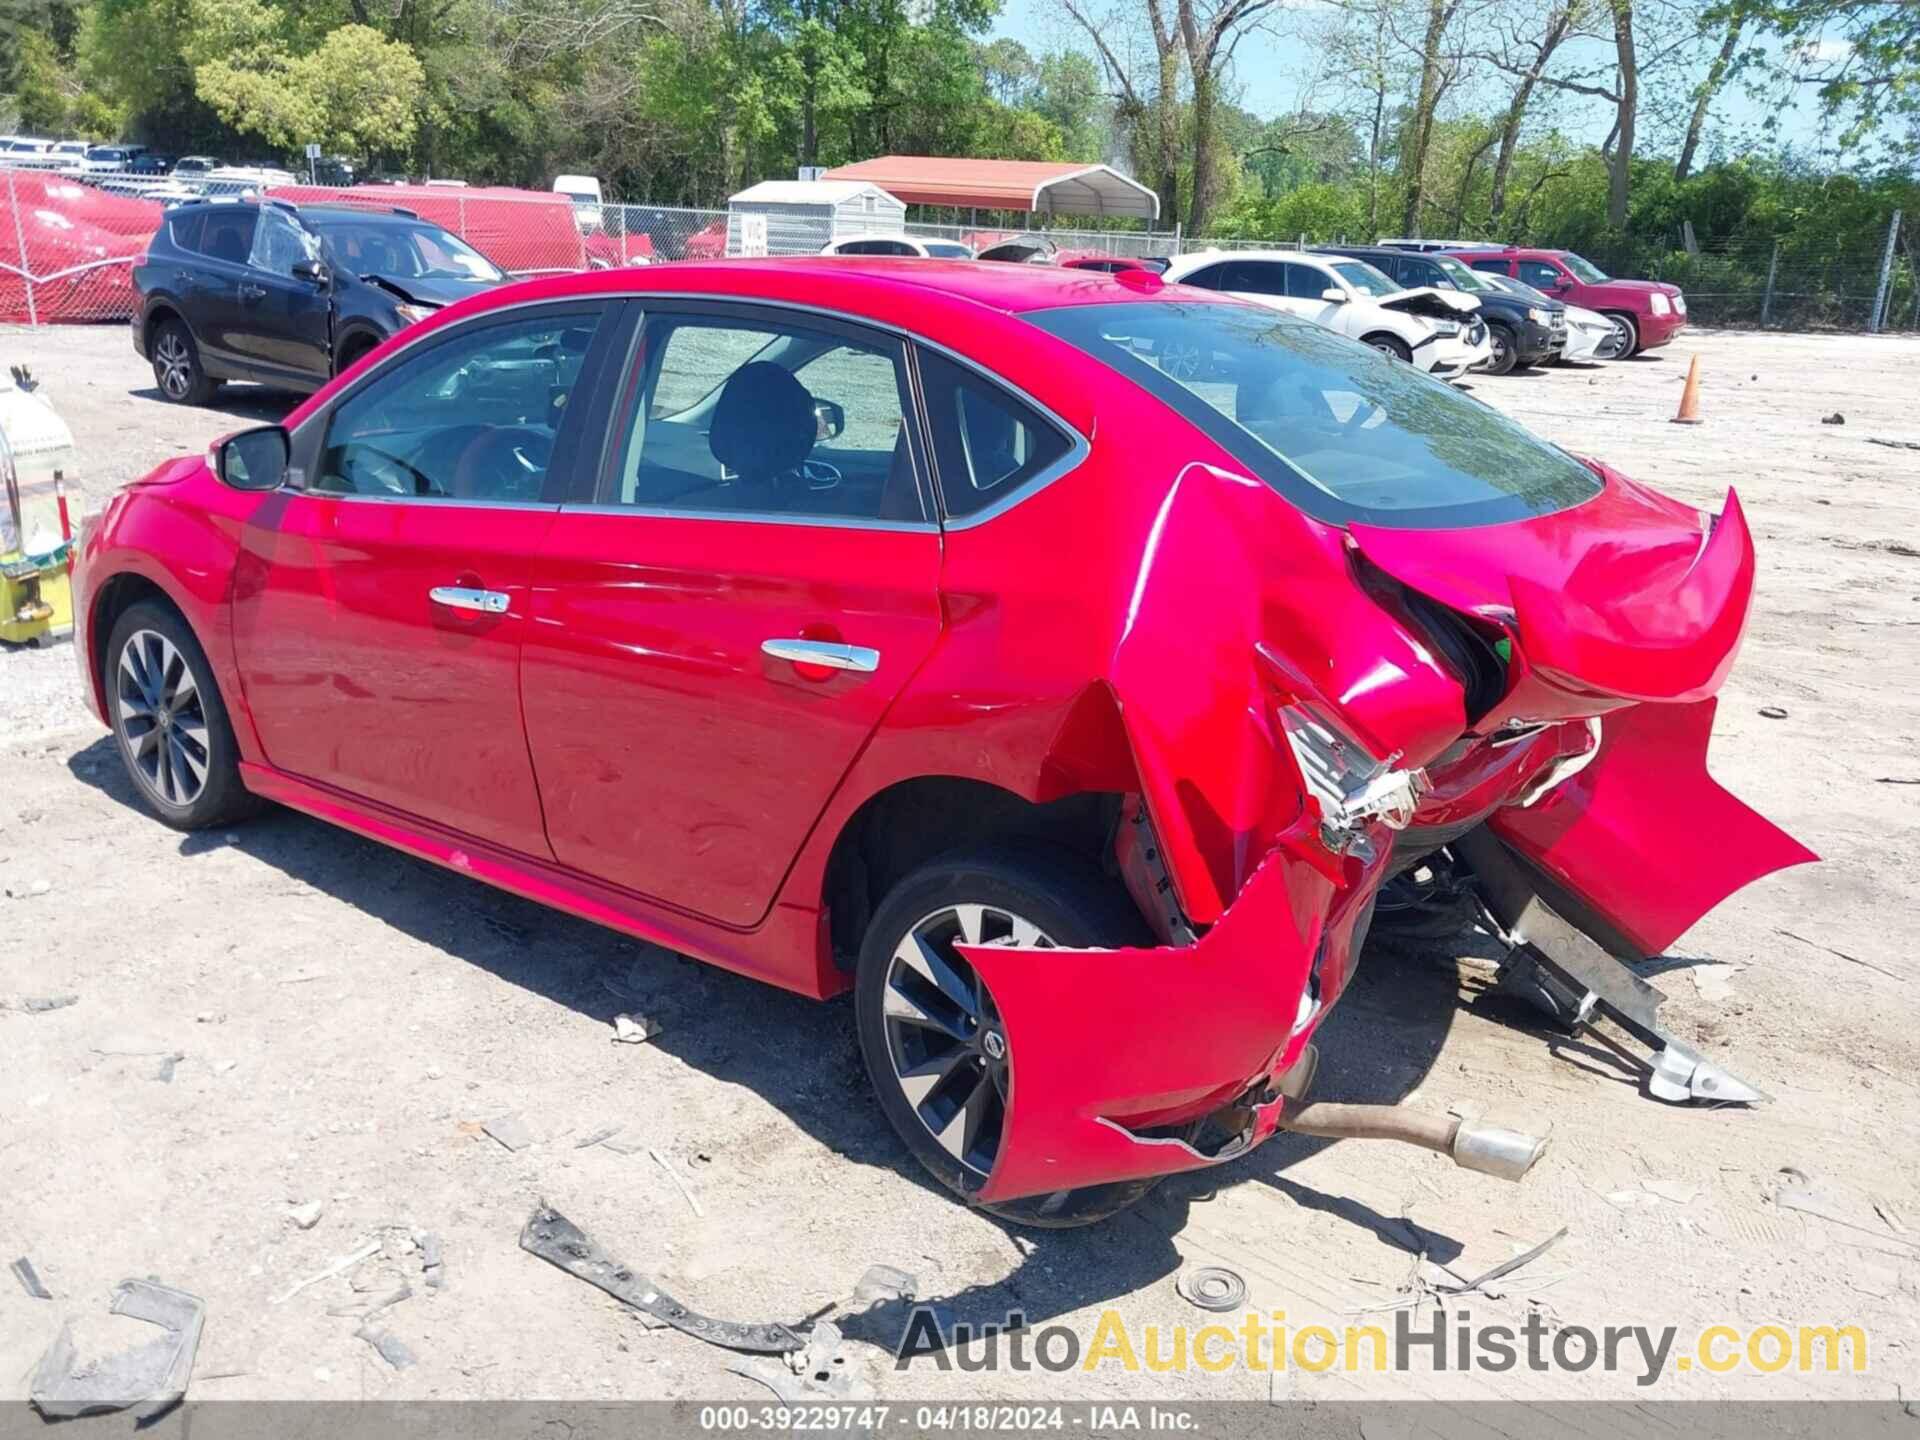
[128,384,304,421]
[67,733,1490,1346]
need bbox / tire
[854,844,1165,1228]
[105,600,262,830]
[1604,312,1639,357]
[1364,333,1411,363]
[1484,323,1518,376]
[150,318,218,406]
[335,336,381,377]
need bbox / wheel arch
[88,572,185,717]
[1360,328,1413,357]
[142,302,190,355]
[333,324,387,374]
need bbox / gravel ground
[1,319,1917,1410]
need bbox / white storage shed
[725,180,907,256]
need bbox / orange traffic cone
[1672,354,1703,424]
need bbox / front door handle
[761,638,880,673]
[430,585,509,614]
[239,281,266,302]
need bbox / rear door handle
[761,638,880,673]
[430,585,509,614]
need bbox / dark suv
[1315,244,1566,374]
[133,199,507,405]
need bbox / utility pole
[1869,211,1901,333]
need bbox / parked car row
[77,252,1800,1229]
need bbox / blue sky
[987,0,1841,159]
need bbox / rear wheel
[105,601,261,830]
[854,845,1165,1227]
[150,318,217,406]
[1484,323,1518,375]
[1363,333,1411,363]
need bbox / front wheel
[854,845,1162,1227]
[106,601,262,830]
[1605,312,1640,357]
[1484,324,1518,375]
[1364,333,1411,363]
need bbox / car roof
[1167,248,1323,267]
[463,256,1247,317]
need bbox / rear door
[520,301,944,927]
[232,301,619,854]
[181,205,258,371]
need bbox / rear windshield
[1027,300,1602,530]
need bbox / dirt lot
[2,320,1917,1409]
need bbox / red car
[73,260,1809,1225]
[1449,247,1686,356]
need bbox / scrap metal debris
[11,1256,52,1299]
[354,1325,418,1370]
[519,1201,801,1354]
[650,1147,704,1216]
[1758,705,1789,719]
[1434,1227,1569,1298]
[729,1322,869,1403]
[1776,1181,1920,1255]
[574,1125,621,1149]
[482,1113,533,1151]
[22,994,78,1012]
[29,1279,205,1420]
[328,1282,411,1321]
[1175,1266,1248,1313]
[417,1232,447,1290]
[273,1238,382,1304]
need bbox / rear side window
[191,208,258,264]
[165,211,205,252]
[1470,258,1512,276]
[918,351,1072,521]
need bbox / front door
[232,303,615,855]
[522,303,944,927]
[230,206,333,383]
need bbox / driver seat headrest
[710,362,815,484]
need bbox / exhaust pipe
[1275,1101,1547,1183]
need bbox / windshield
[1431,255,1490,292]
[1485,272,1551,305]
[312,220,505,283]
[1331,260,1398,298]
[1028,300,1602,530]
[1562,253,1610,283]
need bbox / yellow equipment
[1,365,76,648]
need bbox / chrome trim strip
[554,502,936,534]
[291,492,560,513]
[760,638,880,673]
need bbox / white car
[1160,249,1490,380]
[1474,270,1621,362]
[819,234,974,259]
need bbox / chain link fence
[4,162,1911,335]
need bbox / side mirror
[292,258,329,286]
[813,399,846,442]
[1320,287,1347,304]
[216,426,289,492]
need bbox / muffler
[1275,1100,1547,1183]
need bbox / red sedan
[73,259,1810,1225]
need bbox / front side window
[917,351,1072,521]
[314,311,600,501]
[607,314,924,523]
[1518,259,1567,290]
[1027,300,1602,530]
[248,208,320,275]
[1283,263,1330,300]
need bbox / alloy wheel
[1490,329,1512,371]
[881,904,1054,1178]
[117,628,211,807]
[1160,341,1203,381]
[154,331,193,400]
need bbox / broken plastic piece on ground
[29,1278,205,1420]
[11,1256,52,1299]
[612,1012,662,1043]
[519,1201,802,1354]
[1175,1266,1247,1312]
[482,1113,533,1151]
[22,994,79,1013]
[417,1232,446,1289]
[273,1237,381,1304]
[852,1264,918,1305]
